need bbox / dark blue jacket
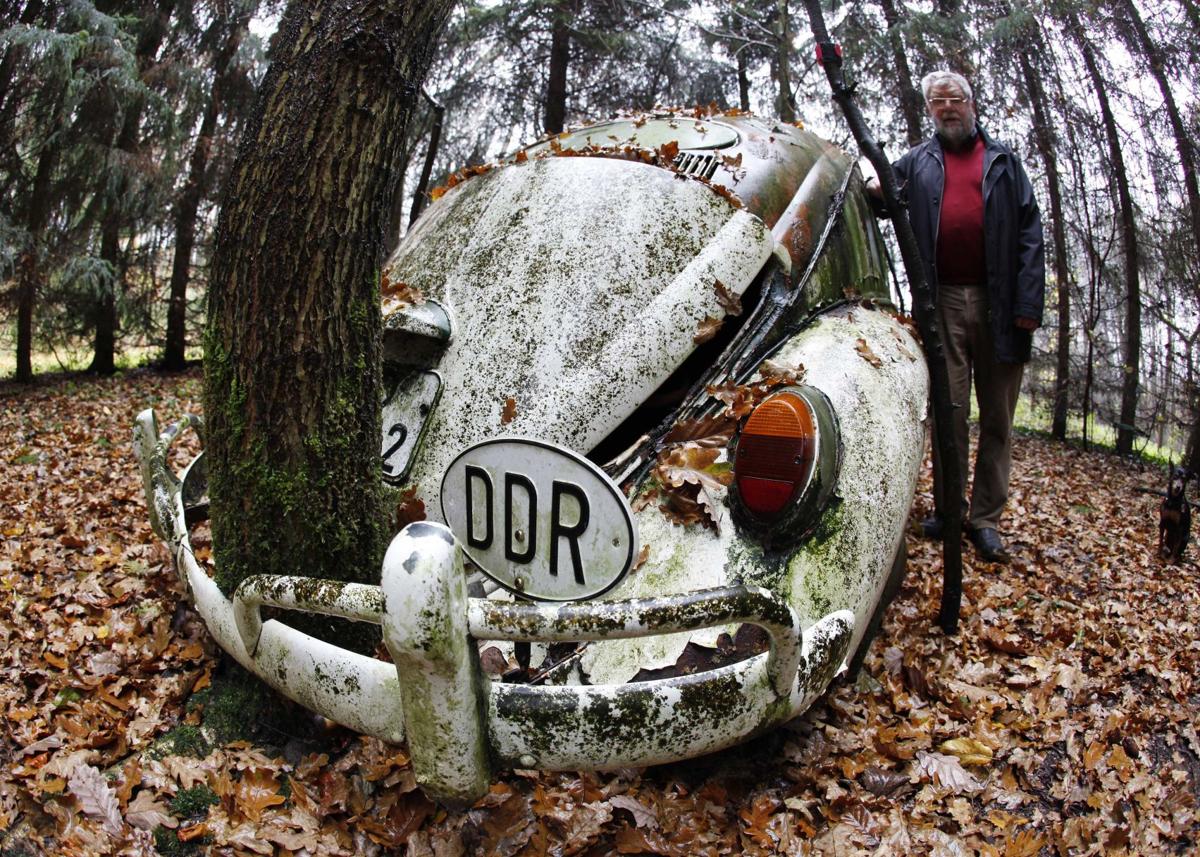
[893,127,1046,364]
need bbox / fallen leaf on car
[653,443,733,529]
[856,337,883,367]
[694,315,723,345]
[714,279,742,316]
[501,396,518,425]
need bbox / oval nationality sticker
[441,438,639,602]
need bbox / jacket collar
[923,125,1005,176]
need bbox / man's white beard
[937,116,976,147]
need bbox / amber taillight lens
[734,391,818,518]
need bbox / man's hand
[1014,317,1038,331]
[865,176,884,201]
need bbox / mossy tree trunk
[203,0,454,647]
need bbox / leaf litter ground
[1,369,1197,855]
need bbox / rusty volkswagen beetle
[135,111,928,803]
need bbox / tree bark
[1073,20,1141,454]
[1017,51,1071,439]
[876,0,923,147]
[89,0,177,375]
[544,0,571,134]
[737,49,751,113]
[203,0,455,649]
[800,7,964,634]
[773,0,795,122]
[12,76,65,383]
[163,15,249,371]
[1115,0,1200,464]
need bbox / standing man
[868,70,1045,563]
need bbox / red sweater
[936,134,986,285]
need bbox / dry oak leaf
[694,315,724,345]
[915,751,985,794]
[235,767,287,822]
[739,793,782,848]
[855,337,884,368]
[662,413,736,448]
[614,824,690,856]
[125,788,176,831]
[360,790,435,848]
[714,279,742,317]
[939,737,994,767]
[859,766,911,797]
[68,761,125,836]
[501,396,518,425]
[653,443,733,528]
[1003,828,1047,857]
[609,793,657,829]
[758,358,804,383]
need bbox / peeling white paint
[580,306,928,684]
[386,158,773,512]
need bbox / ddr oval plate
[441,438,638,601]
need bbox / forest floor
[1,368,1198,856]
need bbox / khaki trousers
[931,285,1024,530]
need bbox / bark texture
[544,0,571,135]
[163,14,249,371]
[876,0,923,147]
[89,0,177,375]
[1073,22,1140,454]
[203,0,454,646]
[1018,50,1071,440]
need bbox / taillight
[735,392,816,516]
[732,386,840,539]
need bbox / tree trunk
[1117,0,1200,459]
[773,0,795,122]
[802,3,964,634]
[12,80,64,383]
[876,0,923,147]
[163,15,248,371]
[736,50,750,112]
[1017,51,1071,439]
[203,0,455,650]
[544,0,571,134]
[89,0,177,375]
[1073,22,1140,454]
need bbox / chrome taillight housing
[731,386,841,542]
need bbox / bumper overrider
[133,410,853,803]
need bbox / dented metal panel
[385,157,773,510]
[578,305,927,685]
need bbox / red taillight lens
[734,391,817,518]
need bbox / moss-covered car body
[135,112,928,804]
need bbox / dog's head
[1168,466,1191,502]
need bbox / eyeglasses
[927,97,968,108]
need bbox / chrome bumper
[134,409,853,803]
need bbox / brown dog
[1159,467,1192,564]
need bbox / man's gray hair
[921,70,973,102]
